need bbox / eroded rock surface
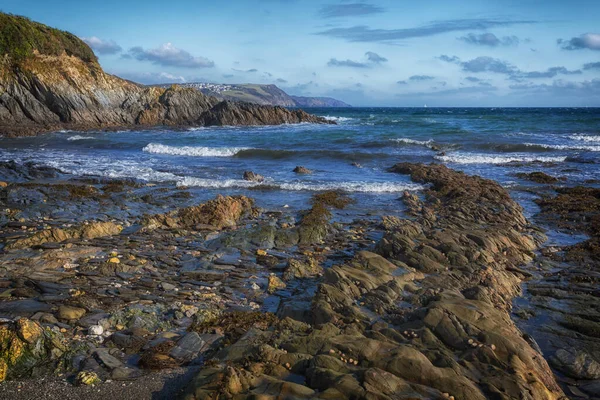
[182,163,564,399]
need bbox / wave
[435,153,567,165]
[143,143,250,157]
[569,134,600,143]
[322,116,354,122]
[390,138,436,149]
[67,135,95,141]
[178,177,423,193]
[524,142,600,152]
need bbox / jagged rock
[283,257,323,281]
[242,171,265,182]
[6,221,122,250]
[143,195,254,230]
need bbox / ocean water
[1,107,599,214]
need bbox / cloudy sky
[4,0,600,106]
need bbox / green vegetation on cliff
[0,12,97,64]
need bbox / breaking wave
[435,153,567,165]
[143,143,250,157]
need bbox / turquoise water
[1,107,599,213]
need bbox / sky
[3,0,600,106]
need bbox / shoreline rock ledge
[0,13,333,137]
[182,163,565,399]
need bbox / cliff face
[0,14,331,137]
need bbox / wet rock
[111,366,142,381]
[293,166,312,174]
[551,349,600,380]
[243,171,264,182]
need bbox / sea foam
[435,153,567,164]
[66,135,94,141]
[178,177,423,193]
[569,134,600,143]
[143,143,250,157]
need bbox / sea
[1,107,599,217]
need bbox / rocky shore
[1,159,590,399]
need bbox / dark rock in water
[243,171,265,182]
[293,166,312,174]
[198,101,331,127]
[0,161,62,182]
[515,171,565,184]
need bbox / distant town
[154,82,235,94]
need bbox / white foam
[569,134,600,143]
[391,138,435,149]
[67,135,95,141]
[524,142,600,152]
[143,143,250,157]
[178,177,423,193]
[322,116,354,122]
[435,153,567,164]
[278,181,424,193]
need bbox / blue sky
[3,0,600,106]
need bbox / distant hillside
[153,82,351,107]
[290,96,351,108]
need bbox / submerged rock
[293,166,312,174]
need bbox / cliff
[0,13,331,137]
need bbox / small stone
[58,305,87,320]
[250,282,260,291]
[89,325,104,336]
[267,274,286,294]
[490,344,496,350]
[76,371,100,386]
[108,257,120,264]
[0,182,7,188]
[159,282,176,291]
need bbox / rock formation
[0,13,332,137]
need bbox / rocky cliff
[0,13,331,137]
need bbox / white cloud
[81,36,122,55]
